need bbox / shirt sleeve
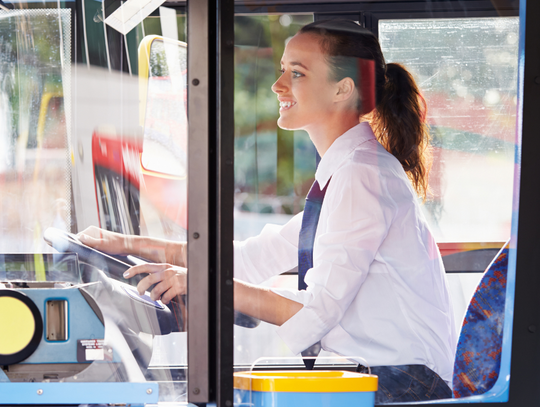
[273,163,397,355]
[234,212,303,285]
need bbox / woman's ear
[335,77,356,103]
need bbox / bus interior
[0,0,539,406]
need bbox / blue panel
[0,382,158,404]
[17,287,105,364]
[234,389,375,407]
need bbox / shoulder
[333,138,405,184]
[327,139,415,208]
[355,138,403,171]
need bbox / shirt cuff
[271,287,329,355]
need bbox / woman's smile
[279,100,297,111]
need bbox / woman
[80,20,456,403]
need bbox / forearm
[78,226,186,267]
[128,236,186,267]
[234,279,303,326]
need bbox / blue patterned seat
[452,241,510,398]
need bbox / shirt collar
[315,122,376,188]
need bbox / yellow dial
[0,296,36,355]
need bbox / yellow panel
[138,35,187,127]
[0,297,36,355]
[34,252,46,282]
[234,370,378,393]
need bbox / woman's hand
[78,226,186,266]
[78,226,133,255]
[124,263,187,304]
[78,226,188,302]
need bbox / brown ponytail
[371,63,431,200]
[299,20,431,199]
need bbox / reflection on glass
[141,37,187,178]
[139,36,188,240]
[232,18,460,405]
[234,14,316,238]
[0,9,71,252]
[378,23,519,398]
[232,16,519,405]
[233,14,321,367]
[379,17,519,243]
[0,6,188,403]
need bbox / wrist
[165,241,186,266]
[131,235,165,262]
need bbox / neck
[306,112,361,156]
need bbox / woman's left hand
[124,263,187,304]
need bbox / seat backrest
[452,241,510,398]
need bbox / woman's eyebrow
[281,60,309,70]
[290,61,309,70]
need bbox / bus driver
[79,20,457,403]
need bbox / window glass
[0,4,189,404]
[379,19,519,368]
[1,3,521,403]
[81,0,109,68]
[232,15,518,403]
[0,8,72,252]
[140,37,187,179]
[234,14,316,239]
[379,17,518,243]
[233,14,318,367]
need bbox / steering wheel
[44,228,260,329]
[44,228,146,283]
[44,227,182,335]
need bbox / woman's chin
[277,117,297,131]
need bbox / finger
[124,263,171,278]
[161,270,187,303]
[78,226,109,249]
[161,282,185,304]
[78,226,103,239]
[136,271,165,295]
[78,233,102,248]
[150,280,173,302]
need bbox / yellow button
[0,297,36,355]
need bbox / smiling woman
[232,20,454,404]
[78,19,455,404]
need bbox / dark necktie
[298,179,330,369]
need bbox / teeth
[280,101,295,109]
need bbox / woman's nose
[272,74,287,94]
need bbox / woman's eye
[279,69,303,78]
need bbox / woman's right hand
[77,226,186,266]
[77,226,134,255]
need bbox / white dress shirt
[234,122,457,383]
